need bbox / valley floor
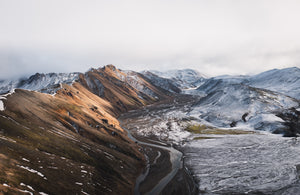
[120,94,300,195]
[120,120,198,195]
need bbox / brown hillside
[0,65,174,194]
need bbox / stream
[121,123,183,195]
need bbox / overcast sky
[1,0,300,79]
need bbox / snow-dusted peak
[191,66,300,99]
[0,72,79,94]
[191,80,299,131]
[213,74,249,81]
[250,67,300,82]
[147,69,207,89]
[151,69,206,79]
[189,67,300,131]
[247,67,300,99]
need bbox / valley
[0,65,299,194]
[121,94,300,195]
[120,95,199,195]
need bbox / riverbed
[120,95,300,194]
[184,133,300,194]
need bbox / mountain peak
[283,66,300,72]
[103,64,117,71]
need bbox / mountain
[0,72,80,94]
[0,65,176,194]
[246,67,300,99]
[188,67,300,134]
[190,79,299,131]
[78,65,175,114]
[0,65,299,194]
[147,69,207,89]
[141,71,182,93]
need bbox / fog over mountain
[1,0,300,79]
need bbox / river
[121,124,183,195]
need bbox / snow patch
[17,165,46,179]
[22,158,30,162]
[260,114,284,123]
[18,189,33,195]
[0,135,16,143]
[20,183,35,191]
[81,190,89,195]
[0,98,5,111]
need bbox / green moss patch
[186,124,256,135]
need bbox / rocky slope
[0,65,177,194]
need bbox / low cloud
[1,0,300,79]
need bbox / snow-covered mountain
[146,69,207,89]
[0,72,79,94]
[190,79,299,131]
[187,67,300,133]
[246,67,300,99]
[193,67,300,99]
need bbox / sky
[1,0,300,79]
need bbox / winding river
[121,124,183,195]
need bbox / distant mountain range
[2,66,299,99]
[147,67,300,99]
[147,67,300,134]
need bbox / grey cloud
[0,0,300,79]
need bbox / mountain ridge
[0,65,178,194]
